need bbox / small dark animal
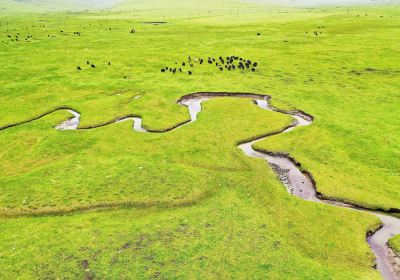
[188,71,192,75]
[108,62,111,66]
[91,64,96,68]
[130,29,136,33]
[87,61,90,65]
[251,68,255,72]
[161,69,165,72]
[253,62,258,67]
[77,66,81,70]
[257,33,261,36]
[182,62,185,66]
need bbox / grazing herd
[5,32,33,42]
[160,55,259,75]
[305,26,325,36]
[76,61,111,71]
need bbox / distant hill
[0,0,121,13]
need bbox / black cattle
[77,66,82,70]
[251,68,255,72]
[257,33,261,35]
[179,68,182,72]
[108,62,111,66]
[87,61,90,65]
[188,71,192,75]
[91,64,96,68]
[130,29,136,33]
[253,62,258,67]
[161,69,165,72]
[182,62,185,66]
[219,67,223,71]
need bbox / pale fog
[84,0,400,7]
[246,0,399,7]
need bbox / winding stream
[1,92,399,279]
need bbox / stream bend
[1,92,399,279]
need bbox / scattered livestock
[6,33,33,43]
[160,55,259,75]
[76,60,111,71]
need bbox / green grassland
[0,0,399,278]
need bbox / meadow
[0,0,399,278]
